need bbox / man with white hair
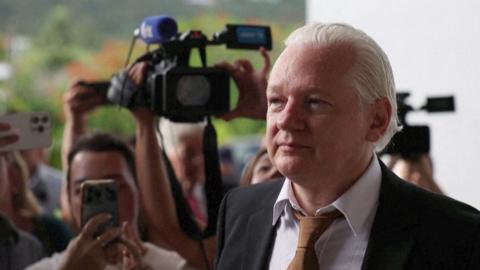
[159,120,208,224]
[215,22,480,269]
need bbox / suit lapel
[361,162,418,270]
[241,180,283,270]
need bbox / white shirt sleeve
[142,242,196,270]
[26,243,196,270]
[26,251,65,270]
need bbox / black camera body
[146,65,230,122]
[108,23,271,122]
[383,92,455,157]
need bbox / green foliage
[2,2,304,168]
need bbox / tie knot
[294,209,342,248]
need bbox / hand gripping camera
[108,15,272,122]
[106,15,272,242]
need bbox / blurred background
[308,0,480,208]
[2,0,479,209]
[0,0,304,171]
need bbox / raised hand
[216,47,271,121]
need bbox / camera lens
[37,126,45,133]
[41,116,49,123]
[176,75,211,106]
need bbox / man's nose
[276,100,305,130]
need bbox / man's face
[69,150,138,232]
[266,43,376,183]
[169,132,205,194]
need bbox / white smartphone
[0,112,52,152]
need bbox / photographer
[0,122,46,270]
[28,133,193,270]
[124,47,271,269]
[60,75,211,268]
[59,80,106,229]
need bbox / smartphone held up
[81,179,119,238]
[0,111,52,152]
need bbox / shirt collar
[272,155,382,237]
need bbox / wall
[307,0,480,208]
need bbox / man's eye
[308,98,329,110]
[268,98,284,108]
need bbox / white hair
[157,119,205,154]
[285,22,401,151]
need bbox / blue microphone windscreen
[139,15,178,44]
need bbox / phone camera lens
[31,116,39,124]
[106,188,117,201]
[86,193,94,203]
[41,116,49,123]
[37,126,45,133]
[94,189,102,199]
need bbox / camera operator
[60,73,222,268]
[128,46,271,266]
[0,122,46,270]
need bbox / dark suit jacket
[215,162,480,270]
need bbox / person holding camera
[0,122,46,270]
[59,77,215,269]
[122,47,272,270]
[59,79,107,230]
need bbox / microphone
[136,15,178,44]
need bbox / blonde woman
[3,151,72,255]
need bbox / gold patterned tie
[287,209,342,270]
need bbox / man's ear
[366,97,392,142]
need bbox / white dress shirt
[268,157,382,270]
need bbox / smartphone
[81,179,119,237]
[0,112,52,152]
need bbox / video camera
[383,92,455,157]
[107,15,272,122]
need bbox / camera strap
[160,117,223,240]
[161,150,203,240]
[201,117,223,238]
